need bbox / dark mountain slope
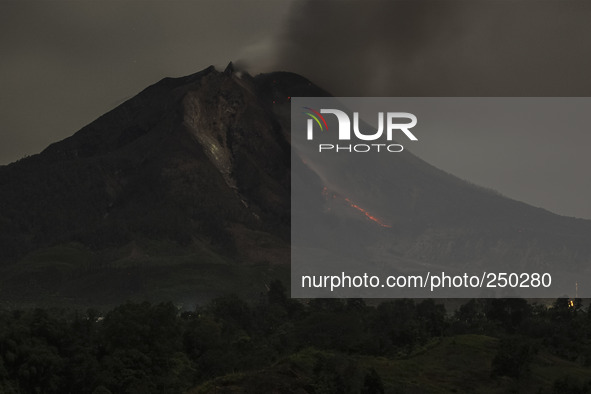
[302,141,591,271]
[1,67,274,261]
[0,67,287,304]
[0,64,589,304]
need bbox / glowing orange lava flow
[344,198,392,228]
[321,187,391,228]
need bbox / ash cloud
[276,1,591,219]
[275,0,591,96]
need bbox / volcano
[0,64,328,306]
[0,64,590,305]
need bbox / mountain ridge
[1,64,590,304]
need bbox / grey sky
[0,1,290,163]
[2,1,591,219]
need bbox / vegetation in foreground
[0,283,590,393]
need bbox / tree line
[0,282,590,393]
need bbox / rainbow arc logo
[303,107,329,132]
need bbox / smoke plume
[275,0,591,96]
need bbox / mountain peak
[0,65,298,262]
[224,61,235,75]
[2,65,591,305]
